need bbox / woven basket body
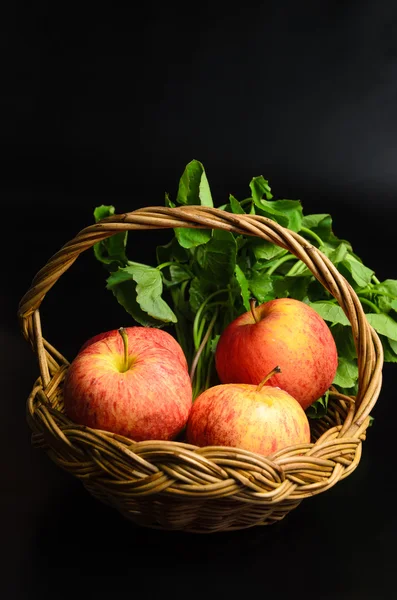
[18,206,383,533]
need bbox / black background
[3,2,397,599]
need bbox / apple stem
[118,327,129,372]
[256,366,281,391]
[250,298,259,323]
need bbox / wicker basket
[18,206,383,533]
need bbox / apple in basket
[215,297,338,410]
[186,367,311,456]
[63,326,193,441]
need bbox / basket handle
[18,205,383,435]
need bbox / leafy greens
[93,159,397,417]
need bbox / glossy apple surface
[186,382,311,456]
[215,298,338,410]
[63,327,192,441]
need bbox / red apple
[215,297,338,410]
[79,326,188,370]
[186,367,311,456]
[63,326,193,441]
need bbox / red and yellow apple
[215,297,338,410]
[63,326,193,441]
[186,367,311,456]
[79,326,188,369]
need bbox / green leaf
[380,335,397,362]
[196,230,237,286]
[189,277,213,313]
[341,255,374,289]
[302,214,352,250]
[301,213,331,231]
[107,279,167,327]
[211,334,220,354]
[308,301,350,326]
[169,264,193,283]
[306,278,332,303]
[330,324,357,361]
[273,200,303,232]
[333,357,358,388]
[389,338,397,353]
[249,239,287,261]
[176,159,213,207]
[371,279,397,298]
[306,391,329,419]
[321,242,349,264]
[94,205,115,222]
[168,162,213,247]
[161,264,194,288]
[234,264,250,311]
[107,263,177,323]
[236,235,247,252]
[249,176,273,203]
[252,198,303,232]
[377,297,397,314]
[370,279,397,314]
[273,276,311,302]
[229,194,245,214]
[248,273,277,303]
[365,313,397,341]
[165,192,175,208]
[93,205,128,268]
[156,238,189,265]
[175,227,211,249]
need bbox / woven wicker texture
[18,206,383,533]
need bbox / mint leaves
[107,263,177,324]
[176,159,213,207]
[308,302,350,326]
[93,159,397,413]
[93,205,128,268]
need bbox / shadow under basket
[18,206,383,533]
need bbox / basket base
[83,482,301,533]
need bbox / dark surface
[2,3,397,599]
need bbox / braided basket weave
[18,206,383,533]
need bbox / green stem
[196,318,207,351]
[285,259,304,276]
[369,290,396,300]
[190,309,218,389]
[358,297,381,313]
[359,287,396,300]
[204,353,215,390]
[254,250,289,271]
[204,301,230,310]
[194,357,203,399]
[193,289,228,348]
[266,253,295,275]
[118,327,129,372]
[157,261,175,271]
[372,275,380,284]
[300,227,324,247]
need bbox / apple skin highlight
[215,298,338,410]
[63,327,192,442]
[186,382,311,456]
